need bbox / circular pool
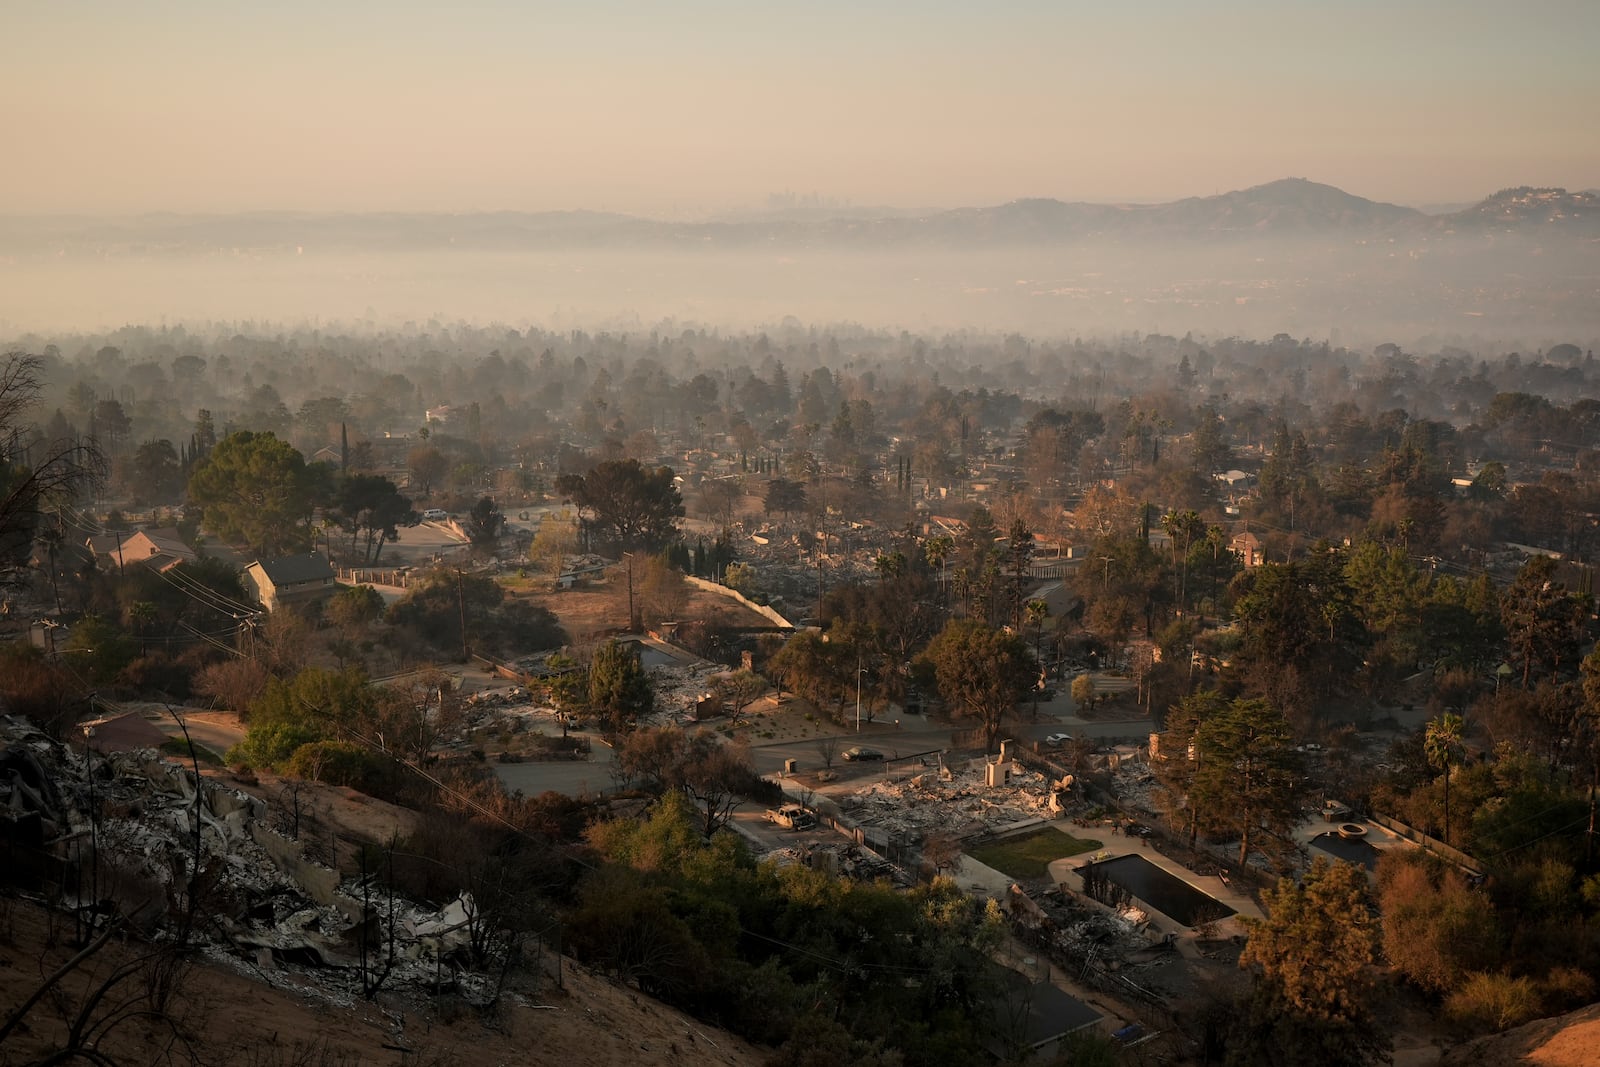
[1338,823,1368,839]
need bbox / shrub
[115,652,195,699]
[227,719,324,771]
[326,584,385,628]
[1377,850,1501,994]
[194,657,271,715]
[1540,966,1597,1014]
[285,741,404,799]
[0,643,79,739]
[63,615,137,686]
[1445,972,1542,1033]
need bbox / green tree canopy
[329,472,417,564]
[1500,555,1585,688]
[326,583,385,628]
[466,495,504,554]
[1424,711,1466,843]
[764,477,807,519]
[187,431,320,556]
[1188,695,1307,868]
[589,638,653,733]
[919,618,1032,752]
[228,666,377,770]
[1235,856,1387,1065]
[127,438,183,503]
[385,568,565,658]
[1229,551,1366,724]
[556,458,684,551]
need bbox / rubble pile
[450,662,735,737]
[645,662,729,726]
[1015,888,1178,1003]
[0,715,517,1008]
[802,841,913,886]
[462,686,562,733]
[737,528,879,612]
[1107,765,1159,812]
[838,763,1064,842]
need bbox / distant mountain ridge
[2,178,1595,252]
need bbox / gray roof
[250,553,334,585]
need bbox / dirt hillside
[1439,1002,1600,1067]
[0,895,764,1067]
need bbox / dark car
[841,746,884,762]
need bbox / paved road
[377,520,470,565]
[139,710,246,760]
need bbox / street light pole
[855,660,864,733]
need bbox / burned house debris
[0,714,527,1010]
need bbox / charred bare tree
[0,353,104,586]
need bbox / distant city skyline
[5,1,1597,216]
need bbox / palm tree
[1424,711,1465,843]
[125,600,158,657]
[1026,597,1050,719]
[924,535,953,609]
[1161,508,1204,613]
[1025,597,1050,660]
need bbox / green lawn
[964,828,1103,880]
[160,737,223,766]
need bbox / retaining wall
[1369,812,1483,874]
[684,575,794,629]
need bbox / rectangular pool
[1088,854,1234,927]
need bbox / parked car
[1045,732,1074,746]
[765,803,817,830]
[841,746,884,762]
[423,508,448,521]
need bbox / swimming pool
[1086,853,1235,927]
[1309,831,1380,871]
[636,646,678,668]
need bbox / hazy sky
[6,0,1597,216]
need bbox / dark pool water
[637,646,678,668]
[1092,854,1235,927]
[1310,831,1380,871]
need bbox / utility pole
[623,552,639,631]
[855,659,866,733]
[455,567,469,661]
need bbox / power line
[177,620,246,659]
[159,565,260,617]
[1478,814,1592,861]
[58,503,262,618]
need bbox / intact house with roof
[86,528,198,573]
[242,554,336,613]
[1230,530,1266,568]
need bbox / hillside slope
[0,896,763,1067]
[1439,1002,1600,1067]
